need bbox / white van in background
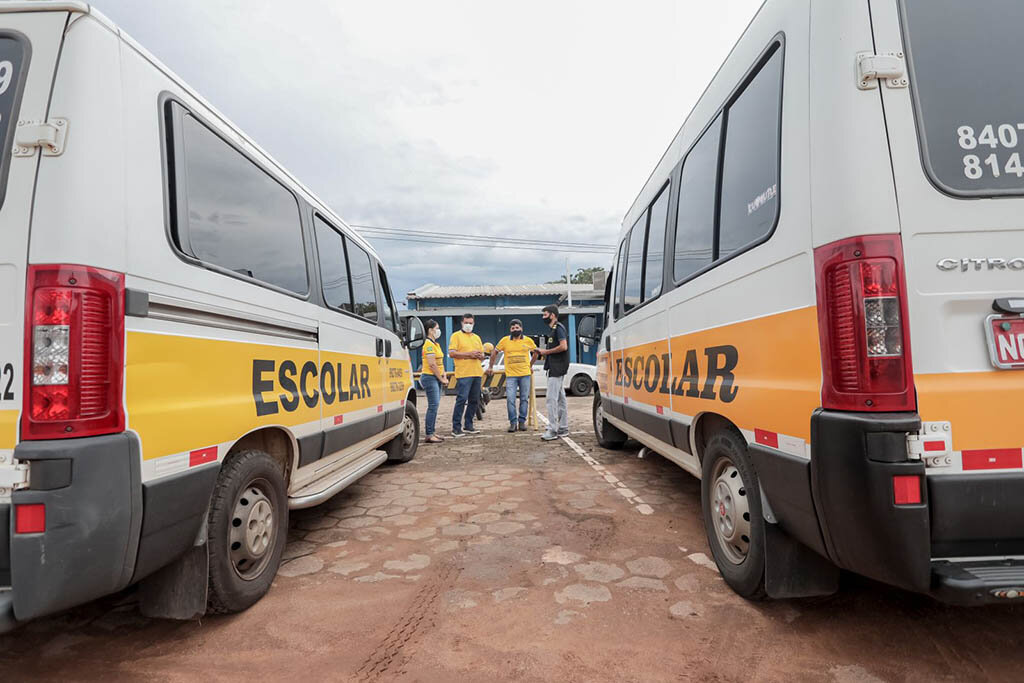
[0,2,424,632]
[582,0,1024,605]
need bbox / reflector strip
[893,475,922,505]
[923,441,946,452]
[656,405,664,415]
[334,415,344,425]
[189,446,218,467]
[754,429,779,449]
[15,503,45,534]
[377,405,383,413]
[962,448,1023,471]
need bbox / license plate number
[987,315,1024,369]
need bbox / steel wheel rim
[710,458,751,565]
[229,478,276,581]
[594,401,605,439]
[402,413,416,449]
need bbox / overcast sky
[93,0,763,302]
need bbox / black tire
[386,402,420,463]
[207,449,288,614]
[570,374,593,396]
[700,428,767,600]
[592,391,626,449]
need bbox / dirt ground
[1,394,1022,682]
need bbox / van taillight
[22,265,125,439]
[814,235,915,412]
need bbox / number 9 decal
[0,60,13,96]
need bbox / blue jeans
[505,375,531,425]
[453,376,481,432]
[420,374,441,436]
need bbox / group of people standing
[419,305,571,443]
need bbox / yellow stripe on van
[0,410,17,449]
[609,306,822,442]
[126,331,399,461]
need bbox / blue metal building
[402,281,605,374]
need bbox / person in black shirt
[534,304,570,440]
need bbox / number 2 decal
[2,363,14,401]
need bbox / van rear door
[0,8,73,468]
[871,0,1024,557]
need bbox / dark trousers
[453,376,482,431]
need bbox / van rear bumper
[808,409,1024,604]
[1,432,143,632]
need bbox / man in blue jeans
[447,313,485,437]
[487,319,537,432]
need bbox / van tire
[386,402,419,463]
[570,374,593,396]
[206,449,288,615]
[593,391,626,449]
[700,429,767,601]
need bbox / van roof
[12,1,381,260]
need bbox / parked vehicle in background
[582,0,1024,605]
[0,1,424,633]
[486,353,596,397]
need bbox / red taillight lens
[815,235,916,412]
[15,503,46,534]
[22,265,125,439]
[892,475,922,506]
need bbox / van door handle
[385,340,393,357]
[605,336,611,352]
[375,339,385,357]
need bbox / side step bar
[288,450,387,510]
[932,559,1024,605]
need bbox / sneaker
[452,430,464,438]
[541,431,559,441]
[557,429,570,437]
[463,426,480,435]
[508,423,517,433]
[518,422,527,432]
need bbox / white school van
[0,2,425,632]
[581,0,1024,604]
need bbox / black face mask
[511,330,522,339]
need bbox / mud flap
[765,523,839,599]
[138,542,209,620]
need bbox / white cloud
[93,0,763,299]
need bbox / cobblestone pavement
[1,395,1022,682]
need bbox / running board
[932,559,1024,604]
[288,450,387,510]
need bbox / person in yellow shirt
[447,313,485,437]
[487,319,537,432]
[420,319,447,443]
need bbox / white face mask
[430,327,441,340]
[462,322,474,333]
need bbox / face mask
[462,322,474,333]
[542,315,551,325]
[511,330,522,339]
[430,328,441,340]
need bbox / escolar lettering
[252,359,372,416]
[614,345,739,403]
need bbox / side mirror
[577,315,599,345]
[403,316,425,349]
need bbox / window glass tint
[314,216,352,312]
[902,0,1024,195]
[378,265,399,332]
[622,213,646,313]
[347,241,378,321]
[718,47,782,259]
[644,185,670,300]
[614,241,627,316]
[179,114,307,293]
[674,116,721,281]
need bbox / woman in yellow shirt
[420,319,447,443]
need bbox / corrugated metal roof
[408,283,599,299]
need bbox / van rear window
[902,0,1024,196]
[0,36,27,212]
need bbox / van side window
[313,216,353,313]
[644,184,670,301]
[176,114,308,294]
[378,265,399,333]
[347,241,378,321]
[622,213,646,313]
[718,47,783,259]
[674,116,721,281]
[613,241,627,316]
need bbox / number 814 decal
[957,124,1024,180]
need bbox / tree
[548,266,605,285]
